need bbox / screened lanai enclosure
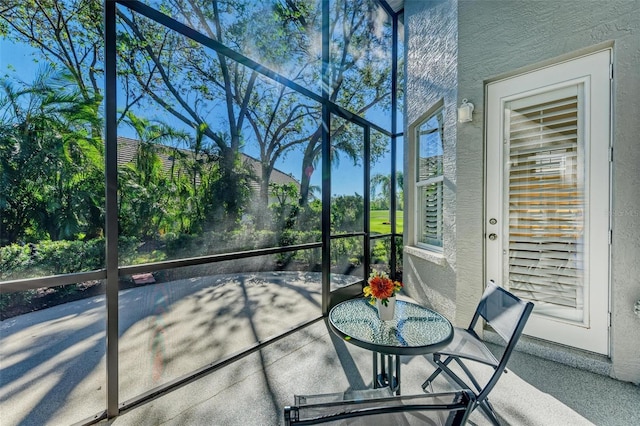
[0,0,404,423]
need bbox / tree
[1,0,396,242]
[269,182,299,231]
[117,113,192,239]
[331,194,364,232]
[116,3,256,230]
[0,68,103,244]
[0,0,160,243]
[275,0,394,207]
[0,1,103,105]
[371,170,403,211]
[119,0,394,220]
[0,0,151,125]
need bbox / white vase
[376,296,396,321]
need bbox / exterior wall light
[457,99,474,123]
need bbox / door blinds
[505,85,585,321]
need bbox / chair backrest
[471,280,533,343]
[284,389,475,425]
[471,280,534,402]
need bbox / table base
[373,352,401,394]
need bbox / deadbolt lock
[489,218,497,225]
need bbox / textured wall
[405,0,640,383]
[404,0,471,323]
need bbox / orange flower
[363,270,403,305]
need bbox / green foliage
[370,171,404,211]
[0,237,138,281]
[395,236,403,270]
[0,0,399,283]
[117,114,198,240]
[370,236,403,274]
[296,199,322,232]
[0,244,31,278]
[227,228,279,251]
[331,194,364,232]
[163,229,278,259]
[0,240,101,280]
[298,245,321,269]
[0,289,36,315]
[331,237,363,267]
[163,232,198,258]
[34,240,104,275]
[269,182,300,231]
[371,240,389,265]
[114,236,142,265]
[0,69,104,244]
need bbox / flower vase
[376,296,396,321]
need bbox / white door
[486,50,611,355]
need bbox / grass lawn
[369,210,403,234]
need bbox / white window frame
[414,106,445,252]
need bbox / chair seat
[436,328,499,367]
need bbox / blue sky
[1,38,401,198]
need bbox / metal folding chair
[284,386,475,425]
[422,280,534,425]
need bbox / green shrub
[34,240,104,274]
[164,232,199,257]
[0,289,36,315]
[1,240,101,280]
[0,237,140,281]
[0,244,32,280]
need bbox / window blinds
[416,109,444,249]
[419,180,442,247]
[506,86,584,317]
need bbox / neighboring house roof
[116,136,299,193]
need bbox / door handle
[488,233,498,241]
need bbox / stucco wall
[405,0,640,383]
[404,0,470,324]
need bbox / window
[415,108,444,250]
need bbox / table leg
[395,355,401,395]
[372,352,378,388]
[373,352,401,394]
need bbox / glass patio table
[328,298,453,395]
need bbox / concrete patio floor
[101,321,640,426]
[1,272,639,425]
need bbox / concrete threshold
[483,329,613,377]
